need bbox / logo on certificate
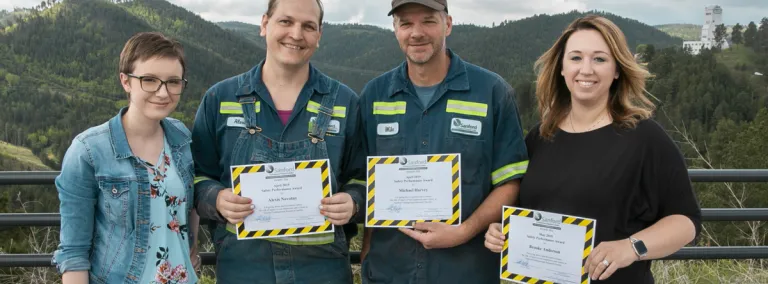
[397,156,428,168]
[265,165,274,173]
[534,212,542,221]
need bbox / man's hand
[399,222,471,249]
[320,192,355,225]
[216,189,253,224]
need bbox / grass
[651,260,768,283]
[655,24,702,41]
[0,140,50,170]
[715,45,758,71]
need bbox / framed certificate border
[365,154,461,228]
[229,159,333,240]
[500,206,596,284]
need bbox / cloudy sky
[2,0,766,28]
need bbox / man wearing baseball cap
[358,0,529,283]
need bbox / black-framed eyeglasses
[125,73,188,95]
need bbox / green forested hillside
[218,21,265,47]
[0,1,686,170]
[0,0,268,167]
[221,10,682,84]
[447,11,681,83]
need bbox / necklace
[570,111,608,132]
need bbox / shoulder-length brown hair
[533,15,655,140]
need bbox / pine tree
[731,23,743,44]
[713,24,727,50]
[758,18,768,53]
[744,21,758,48]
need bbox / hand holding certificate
[365,154,462,228]
[229,159,334,240]
[500,206,597,284]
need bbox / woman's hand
[484,223,505,253]
[585,239,638,281]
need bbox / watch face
[634,240,648,255]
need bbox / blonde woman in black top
[484,15,701,283]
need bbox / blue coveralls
[192,61,367,284]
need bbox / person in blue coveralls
[358,0,530,283]
[190,0,367,283]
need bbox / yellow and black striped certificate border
[500,206,596,284]
[365,154,461,228]
[229,159,333,240]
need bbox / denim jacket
[53,108,195,284]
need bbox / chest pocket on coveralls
[373,101,407,156]
[444,115,487,186]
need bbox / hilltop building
[683,5,730,55]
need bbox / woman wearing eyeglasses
[53,32,200,284]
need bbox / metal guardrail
[3,169,768,185]
[687,169,768,182]
[0,170,767,268]
[0,171,58,185]
[2,208,766,227]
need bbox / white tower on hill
[683,5,730,55]
[701,5,723,41]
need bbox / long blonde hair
[533,15,655,140]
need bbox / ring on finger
[602,259,610,266]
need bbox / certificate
[500,206,596,284]
[365,154,461,228]
[229,159,334,240]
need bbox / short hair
[266,0,324,26]
[118,32,186,78]
[533,15,654,140]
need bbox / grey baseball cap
[388,0,448,16]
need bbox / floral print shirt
[139,140,198,284]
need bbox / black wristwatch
[630,237,648,259]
